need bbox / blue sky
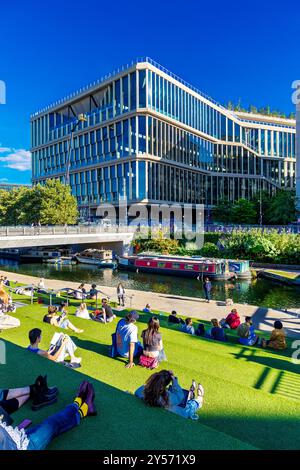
[0,0,299,183]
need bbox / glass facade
[31,58,296,215]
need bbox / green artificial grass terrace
[1,289,300,450]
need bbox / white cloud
[0,178,8,182]
[0,148,31,171]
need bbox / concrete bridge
[0,225,136,254]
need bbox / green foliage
[264,190,297,225]
[0,180,78,225]
[212,199,233,223]
[204,232,223,244]
[231,199,257,224]
[133,230,180,254]
[213,191,296,226]
[199,242,220,257]
[220,229,300,264]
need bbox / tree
[212,199,233,223]
[38,180,78,225]
[0,180,78,226]
[264,190,297,225]
[231,199,257,224]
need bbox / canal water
[1,258,300,310]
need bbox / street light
[65,113,87,186]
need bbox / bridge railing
[0,225,137,237]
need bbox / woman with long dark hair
[139,316,166,368]
[135,370,204,420]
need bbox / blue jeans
[204,290,211,301]
[27,404,80,450]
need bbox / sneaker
[197,384,204,399]
[72,357,82,364]
[77,381,89,401]
[84,382,97,416]
[32,392,57,411]
[187,380,196,401]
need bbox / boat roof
[128,252,249,263]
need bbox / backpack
[109,333,118,358]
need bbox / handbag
[139,354,158,369]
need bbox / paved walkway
[1,269,300,338]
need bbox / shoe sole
[32,397,58,411]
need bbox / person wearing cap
[115,311,142,368]
[237,316,259,346]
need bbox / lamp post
[65,113,87,186]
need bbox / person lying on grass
[237,316,260,346]
[0,376,58,419]
[43,306,83,333]
[135,370,204,420]
[115,311,143,368]
[28,328,82,364]
[181,318,195,335]
[139,316,166,369]
[261,321,287,350]
[0,380,96,450]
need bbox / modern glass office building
[31,57,296,218]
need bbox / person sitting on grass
[135,370,204,420]
[237,316,259,346]
[3,277,10,287]
[0,376,58,419]
[116,311,142,368]
[181,318,195,335]
[93,299,116,323]
[140,317,166,368]
[195,323,206,337]
[43,306,83,333]
[77,283,86,295]
[220,308,241,329]
[0,381,96,450]
[208,319,227,342]
[75,302,91,320]
[168,310,184,325]
[28,328,82,364]
[262,321,287,350]
[143,303,152,313]
[88,284,98,300]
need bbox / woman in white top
[117,283,125,307]
[38,278,45,289]
[75,302,90,320]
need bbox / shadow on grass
[231,347,300,376]
[0,340,258,451]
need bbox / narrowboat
[20,248,72,263]
[118,253,235,281]
[75,249,117,268]
[192,256,252,279]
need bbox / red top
[225,312,240,329]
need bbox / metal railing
[0,225,137,237]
